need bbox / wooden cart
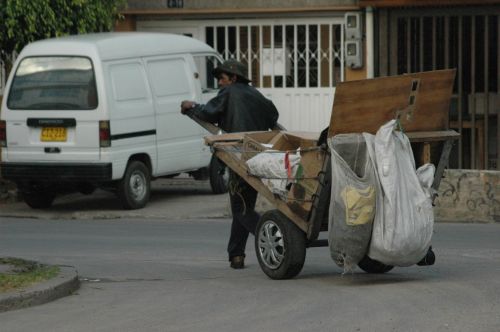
[202,69,459,279]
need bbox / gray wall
[435,170,500,223]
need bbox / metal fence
[378,7,499,170]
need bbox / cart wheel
[255,210,306,280]
[357,256,394,274]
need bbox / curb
[0,265,80,313]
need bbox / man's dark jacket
[189,82,279,133]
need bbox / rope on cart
[228,172,248,215]
[395,118,405,134]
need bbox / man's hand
[180,100,195,114]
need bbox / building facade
[1,1,498,171]
[117,0,499,171]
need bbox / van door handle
[44,147,61,153]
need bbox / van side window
[193,55,221,93]
[109,63,149,101]
[147,58,190,97]
[7,56,97,110]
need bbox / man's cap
[213,59,251,83]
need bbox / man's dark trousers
[227,174,260,260]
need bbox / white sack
[246,151,301,199]
[327,134,376,272]
[363,120,434,266]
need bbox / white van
[0,32,227,209]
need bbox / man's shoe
[230,256,245,269]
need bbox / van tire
[23,191,56,209]
[117,161,150,210]
[209,155,229,194]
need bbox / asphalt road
[0,216,499,332]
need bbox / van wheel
[117,161,150,210]
[209,155,229,194]
[23,191,56,209]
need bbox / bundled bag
[246,151,301,200]
[363,120,434,266]
[327,134,376,272]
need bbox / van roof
[21,32,217,60]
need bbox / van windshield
[7,56,97,110]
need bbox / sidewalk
[0,177,231,221]
[0,263,79,313]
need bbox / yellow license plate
[41,127,67,142]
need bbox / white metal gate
[138,18,345,132]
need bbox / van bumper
[0,162,112,182]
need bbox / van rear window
[7,56,97,110]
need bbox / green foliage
[0,0,126,72]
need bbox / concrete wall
[435,169,500,223]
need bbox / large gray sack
[363,120,434,266]
[327,134,376,272]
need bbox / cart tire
[358,256,394,274]
[117,160,150,210]
[255,210,306,280]
[209,155,229,194]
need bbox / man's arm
[180,87,229,124]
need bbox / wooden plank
[204,133,245,145]
[186,113,221,135]
[406,130,460,142]
[404,69,456,131]
[205,131,319,146]
[422,143,431,164]
[286,149,326,223]
[328,75,414,137]
[328,69,457,137]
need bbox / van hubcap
[129,171,146,200]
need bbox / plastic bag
[246,151,301,200]
[363,120,434,267]
[327,134,376,272]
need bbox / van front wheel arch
[117,160,151,210]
